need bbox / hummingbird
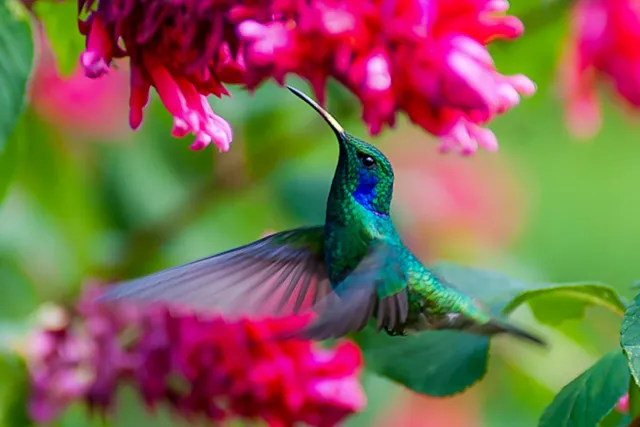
[99,86,543,346]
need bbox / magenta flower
[76,0,533,155]
[560,0,640,138]
[27,286,365,426]
[78,3,237,151]
[239,0,535,154]
[30,26,131,141]
[616,393,629,413]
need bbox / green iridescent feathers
[100,86,543,346]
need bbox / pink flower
[374,388,480,427]
[76,0,533,155]
[77,6,236,151]
[29,25,130,141]
[387,132,526,259]
[616,393,629,413]
[560,0,640,138]
[238,0,535,154]
[27,286,365,426]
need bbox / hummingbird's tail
[473,317,546,346]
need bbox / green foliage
[357,327,490,396]
[357,261,634,412]
[0,121,23,203]
[0,0,34,203]
[621,292,640,387]
[503,283,627,325]
[34,0,84,76]
[354,263,518,396]
[1,0,640,424]
[0,354,32,427]
[355,263,531,396]
[538,351,629,427]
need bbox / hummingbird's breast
[322,223,370,286]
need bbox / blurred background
[0,0,637,426]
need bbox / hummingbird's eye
[360,154,376,168]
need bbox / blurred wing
[299,240,409,340]
[99,227,331,318]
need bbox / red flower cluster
[77,0,533,154]
[27,287,365,426]
[561,0,640,138]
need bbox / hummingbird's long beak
[286,86,347,139]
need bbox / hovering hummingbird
[100,86,543,346]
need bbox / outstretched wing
[299,240,409,340]
[99,227,332,319]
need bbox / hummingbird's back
[401,250,493,332]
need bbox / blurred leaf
[273,173,330,224]
[538,351,629,427]
[17,110,106,289]
[356,262,539,396]
[34,0,84,76]
[629,379,640,420]
[0,121,23,202]
[599,410,631,427]
[621,292,640,387]
[503,283,626,326]
[0,259,38,320]
[0,0,34,204]
[485,357,555,427]
[433,262,540,312]
[97,136,190,231]
[0,353,32,427]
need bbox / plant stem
[629,376,640,419]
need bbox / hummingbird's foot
[384,327,407,337]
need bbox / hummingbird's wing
[299,240,409,340]
[98,226,332,318]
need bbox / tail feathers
[475,318,546,347]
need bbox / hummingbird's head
[287,86,394,215]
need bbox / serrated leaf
[621,292,640,386]
[356,262,536,396]
[538,351,629,427]
[0,0,34,203]
[34,0,84,76]
[503,283,626,325]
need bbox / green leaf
[538,351,629,427]
[356,262,536,396]
[0,259,38,321]
[0,0,34,202]
[599,410,631,427]
[503,283,626,325]
[357,327,490,396]
[0,353,32,427]
[0,122,22,202]
[34,0,84,76]
[621,292,640,386]
[16,110,107,289]
[629,378,640,419]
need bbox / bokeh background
[0,0,636,426]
